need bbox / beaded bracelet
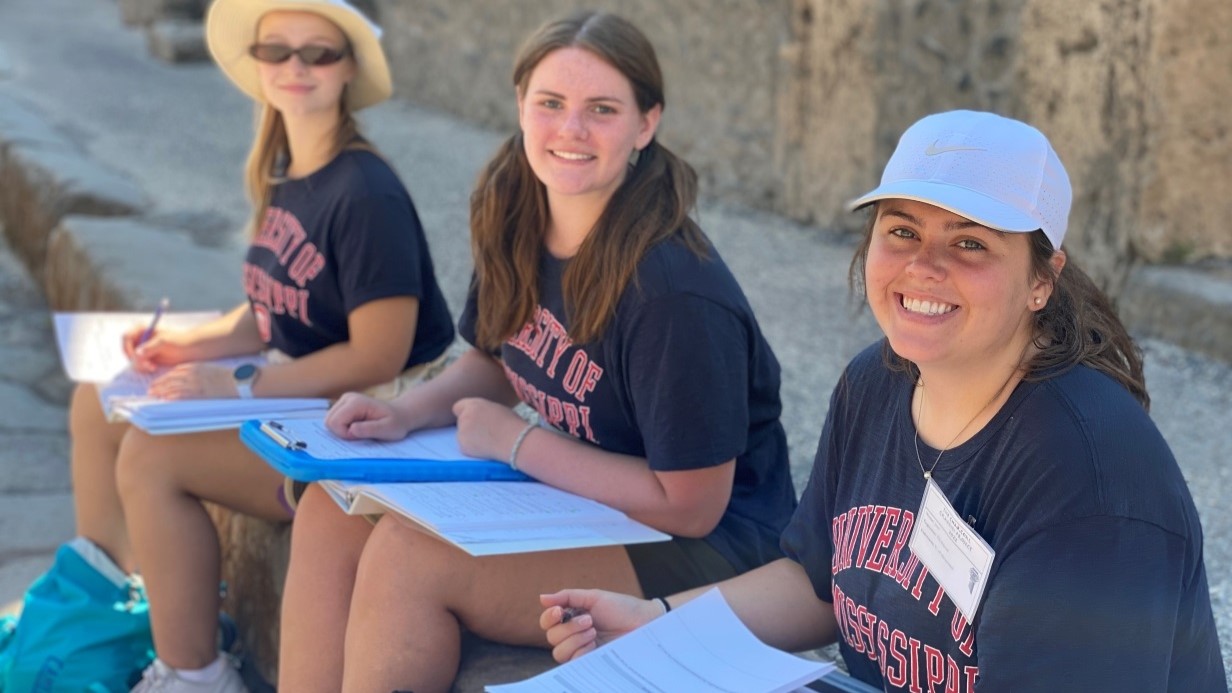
[509,421,537,471]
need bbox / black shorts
[626,537,737,599]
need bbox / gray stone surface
[0,434,70,494]
[119,0,205,27]
[0,92,75,150]
[0,382,68,433]
[9,145,147,218]
[1121,264,1232,363]
[147,19,208,64]
[0,493,75,555]
[42,215,244,312]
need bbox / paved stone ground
[0,227,74,611]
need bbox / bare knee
[114,430,178,502]
[69,383,104,433]
[290,485,374,560]
[69,383,126,449]
[355,517,470,600]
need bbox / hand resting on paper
[451,397,530,461]
[539,589,664,662]
[325,392,411,441]
[146,362,236,400]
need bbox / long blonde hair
[469,11,708,349]
[242,20,365,235]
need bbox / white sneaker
[131,657,249,693]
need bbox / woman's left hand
[452,397,527,462]
[148,362,237,400]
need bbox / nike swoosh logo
[924,141,986,156]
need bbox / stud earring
[1034,297,1042,305]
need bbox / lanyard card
[908,478,995,622]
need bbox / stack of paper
[320,480,670,556]
[54,312,329,435]
[487,588,837,693]
[113,397,329,435]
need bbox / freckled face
[864,199,1049,372]
[517,47,661,212]
[253,11,354,118]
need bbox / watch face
[234,363,258,381]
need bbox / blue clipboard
[239,419,532,483]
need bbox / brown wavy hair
[469,10,708,349]
[848,204,1149,410]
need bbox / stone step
[1121,262,1232,363]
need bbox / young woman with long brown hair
[278,11,797,693]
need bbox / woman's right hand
[325,392,410,441]
[122,325,193,373]
[539,590,665,662]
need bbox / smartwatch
[233,363,260,399]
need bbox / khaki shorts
[277,351,451,514]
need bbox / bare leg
[69,383,135,570]
[341,516,643,693]
[278,485,375,693]
[116,428,291,669]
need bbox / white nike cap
[848,110,1072,249]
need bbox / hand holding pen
[539,589,666,662]
[123,297,173,373]
[138,296,170,345]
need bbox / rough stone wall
[373,0,1232,290]
[1142,0,1230,261]
[377,0,791,206]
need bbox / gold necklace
[912,368,1020,481]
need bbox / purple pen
[138,297,170,346]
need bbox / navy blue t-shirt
[243,148,454,369]
[782,342,1226,692]
[459,238,797,574]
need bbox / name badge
[908,478,995,622]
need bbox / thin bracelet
[508,421,536,471]
[654,596,671,615]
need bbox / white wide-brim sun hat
[205,0,393,111]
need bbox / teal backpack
[0,538,154,692]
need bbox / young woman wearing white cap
[63,1,455,690]
[541,111,1227,692]
[277,11,797,693]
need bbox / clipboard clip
[260,420,308,450]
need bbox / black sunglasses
[248,43,351,66]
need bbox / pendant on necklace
[923,471,931,480]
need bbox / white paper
[53,311,219,382]
[366,482,628,532]
[117,399,329,435]
[487,589,835,693]
[321,480,670,556]
[908,478,994,622]
[268,420,491,462]
[100,355,267,416]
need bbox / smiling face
[254,11,355,119]
[517,47,661,218]
[864,199,1060,373]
